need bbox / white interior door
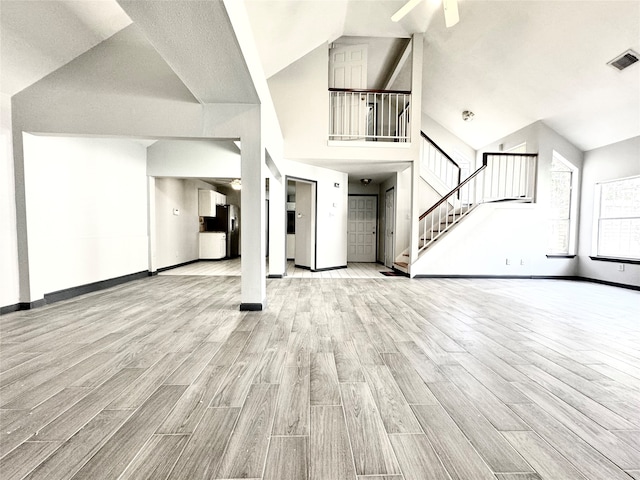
[294,181,315,269]
[329,44,367,89]
[384,188,395,267]
[348,195,377,262]
[330,44,368,139]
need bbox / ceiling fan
[392,0,459,28]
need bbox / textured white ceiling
[117,0,259,104]
[246,0,639,151]
[244,0,350,78]
[420,0,640,150]
[0,0,131,96]
[25,25,198,103]
[2,0,638,154]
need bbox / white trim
[549,150,579,256]
[327,140,411,148]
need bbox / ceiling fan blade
[443,0,459,27]
[391,0,423,22]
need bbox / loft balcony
[328,88,411,144]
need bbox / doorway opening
[285,176,318,271]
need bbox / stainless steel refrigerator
[207,204,239,258]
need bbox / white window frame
[592,174,640,261]
[547,151,578,255]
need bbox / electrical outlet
[618,264,625,272]
[520,259,525,266]
[505,258,510,266]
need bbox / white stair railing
[482,153,537,202]
[420,132,461,191]
[329,88,411,142]
[418,152,537,253]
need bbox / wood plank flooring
[1,274,639,480]
[160,259,395,278]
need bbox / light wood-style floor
[160,259,396,278]
[1,275,639,480]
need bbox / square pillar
[240,112,267,310]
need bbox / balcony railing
[420,132,462,192]
[329,88,411,142]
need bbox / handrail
[483,152,538,159]
[414,151,538,259]
[419,158,488,221]
[328,87,412,95]
[421,132,460,169]
[420,131,462,194]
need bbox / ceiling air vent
[608,49,639,71]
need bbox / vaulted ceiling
[0,0,131,96]
[1,0,639,152]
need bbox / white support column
[147,176,157,274]
[267,165,286,278]
[240,107,267,310]
[408,33,424,277]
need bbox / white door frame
[286,176,317,271]
[384,187,395,268]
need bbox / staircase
[393,134,538,274]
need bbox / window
[548,152,577,255]
[593,175,640,260]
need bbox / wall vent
[608,49,639,71]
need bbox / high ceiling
[0,0,131,96]
[1,0,639,153]
[245,0,640,151]
[419,0,640,151]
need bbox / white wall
[155,178,214,270]
[268,43,415,163]
[479,121,584,205]
[348,181,380,196]
[578,136,640,287]
[421,112,476,163]
[412,204,546,276]
[1,94,20,308]
[10,21,271,308]
[477,120,583,276]
[147,139,241,178]
[279,159,348,270]
[22,135,148,299]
